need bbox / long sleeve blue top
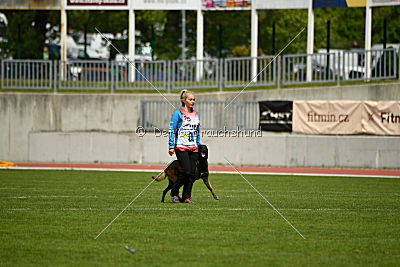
[168,107,200,149]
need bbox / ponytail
[180,89,194,106]
[180,89,187,106]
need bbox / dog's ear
[200,144,208,151]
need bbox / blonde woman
[168,90,200,203]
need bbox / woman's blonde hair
[180,89,195,106]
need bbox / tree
[1,10,58,59]
[372,6,400,44]
[1,7,399,59]
[204,11,251,58]
[258,9,308,55]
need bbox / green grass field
[1,170,399,266]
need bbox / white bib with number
[176,108,199,148]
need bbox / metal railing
[342,48,397,82]
[140,100,179,130]
[342,50,366,82]
[0,48,398,92]
[171,59,219,90]
[1,60,53,89]
[369,48,397,80]
[282,53,336,85]
[224,56,275,88]
[140,100,259,131]
[113,60,166,91]
[57,60,109,90]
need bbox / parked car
[292,44,399,81]
[317,44,400,80]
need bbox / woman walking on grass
[168,90,200,204]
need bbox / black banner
[259,101,293,132]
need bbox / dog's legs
[162,180,174,203]
[202,175,219,200]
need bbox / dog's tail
[152,171,167,182]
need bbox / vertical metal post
[218,24,222,58]
[167,60,171,93]
[326,21,330,53]
[196,8,204,81]
[60,2,67,81]
[307,0,314,82]
[224,59,227,89]
[48,61,52,91]
[111,61,114,93]
[84,24,88,59]
[277,56,281,89]
[219,58,223,92]
[383,19,387,49]
[337,52,341,86]
[272,22,275,55]
[17,24,21,59]
[182,10,186,60]
[365,0,372,81]
[251,4,258,82]
[129,8,136,82]
[0,60,3,89]
[326,20,330,80]
[151,25,155,61]
[54,60,58,92]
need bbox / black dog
[152,145,219,202]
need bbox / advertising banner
[134,0,199,10]
[259,101,292,132]
[313,0,366,8]
[255,0,307,10]
[371,0,400,7]
[66,0,129,9]
[67,0,127,5]
[203,0,250,9]
[312,0,399,8]
[293,101,363,135]
[0,0,60,10]
[362,101,400,135]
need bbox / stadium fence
[140,100,259,131]
[1,48,399,92]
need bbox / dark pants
[171,149,198,200]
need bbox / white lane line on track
[6,207,399,212]
[211,171,400,179]
[7,195,98,199]
[1,167,399,179]
[5,191,397,199]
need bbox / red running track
[6,162,400,178]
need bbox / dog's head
[198,145,208,160]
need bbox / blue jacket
[168,107,200,149]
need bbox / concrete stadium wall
[27,132,400,169]
[1,82,400,168]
